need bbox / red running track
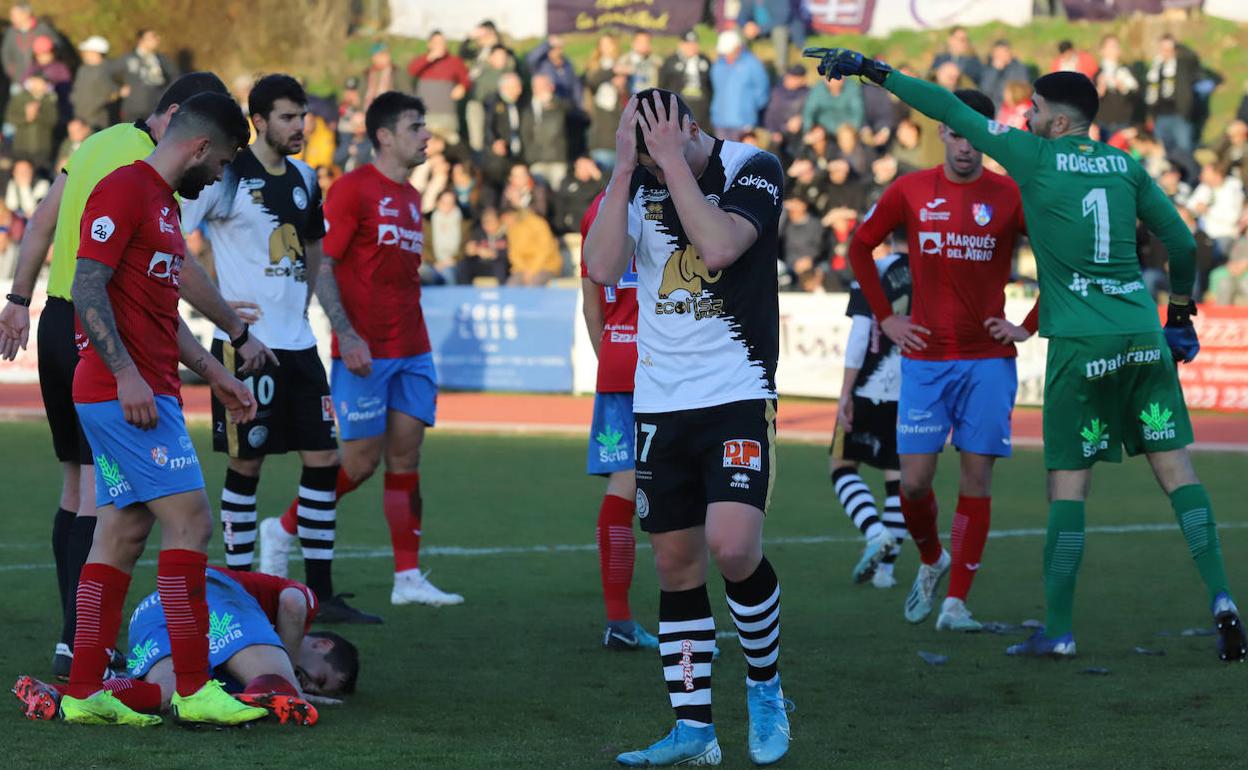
[1,383,1245,450]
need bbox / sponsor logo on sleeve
[736,173,780,204]
[722,439,762,471]
[292,186,308,210]
[91,216,115,242]
[986,120,1010,135]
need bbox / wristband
[1166,301,1196,327]
[5,292,30,307]
[230,323,250,349]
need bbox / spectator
[773,112,805,169]
[499,162,550,220]
[737,0,807,74]
[23,35,69,123]
[930,26,982,86]
[786,158,828,216]
[584,34,627,172]
[890,117,928,170]
[553,155,603,235]
[463,23,518,152]
[780,195,826,291]
[797,123,834,172]
[425,189,469,284]
[1095,34,1140,139]
[54,116,90,170]
[996,80,1033,131]
[861,78,903,150]
[709,30,769,140]
[802,74,863,135]
[315,164,340,200]
[526,34,582,106]
[483,71,525,192]
[4,158,48,220]
[1238,86,1248,126]
[619,31,661,95]
[412,150,452,216]
[332,110,373,173]
[1,3,58,89]
[1158,165,1192,208]
[865,153,902,208]
[460,206,510,284]
[834,123,871,179]
[504,205,560,286]
[1049,40,1097,80]
[522,73,570,190]
[659,31,712,130]
[932,60,969,92]
[1208,240,1248,306]
[408,30,471,143]
[1187,161,1246,270]
[763,65,809,143]
[450,161,482,219]
[980,40,1030,109]
[117,29,176,123]
[336,75,363,144]
[1214,120,1248,181]
[70,36,116,130]
[6,74,56,167]
[362,41,410,108]
[1145,34,1200,159]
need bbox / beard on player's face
[177,160,217,199]
[265,122,304,156]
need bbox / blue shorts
[897,357,1018,457]
[75,396,205,509]
[331,353,438,441]
[587,391,636,476]
[125,570,282,678]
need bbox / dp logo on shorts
[722,439,762,471]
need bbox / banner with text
[865,0,1032,36]
[386,0,546,41]
[546,0,705,35]
[1171,305,1248,413]
[422,286,578,392]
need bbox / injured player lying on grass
[13,567,358,726]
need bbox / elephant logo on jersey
[268,222,304,265]
[659,245,720,298]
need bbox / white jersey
[626,139,783,413]
[180,147,324,350]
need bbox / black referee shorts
[37,297,92,465]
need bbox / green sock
[1044,500,1086,638]
[1170,484,1229,605]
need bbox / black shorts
[830,396,899,471]
[38,297,92,465]
[633,399,777,534]
[211,340,337,458]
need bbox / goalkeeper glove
[1164,300,1200,364]
[802,47,893,86]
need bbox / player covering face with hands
[586,90,792,765]
[805,46,1244,661]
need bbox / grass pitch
[1,420,1246,768]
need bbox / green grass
[2,421,1247,767]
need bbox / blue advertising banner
[421,286,578,392]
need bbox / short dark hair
[166,91,250,152]
[248,74,307,122]
[1033,71,1100,124]
[365,91,426,149]
[155,72,229,115]
[308,631,359,695]
[633,88,695,158]
[954,89,996,119]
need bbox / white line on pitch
[1,521,1245,573]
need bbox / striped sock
[659,585,715,727]
[596,493,635,622]
[221,469,259,570]
[296,465,339,600]
[725,557,781,683]
[54,677,164,713]
[281,466,360,536]
[831,467,885,541]
[1170,484,1229,604]
[1044,500,1085,638]
[61,515,97,648]
[882,479,905,564]
[66,563,130,699]
[948,496,991,600]
[157,549,210,697]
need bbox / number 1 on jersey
[1082,188,1110,264]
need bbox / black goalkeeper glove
[1164,300,1200,364]
[802,47,893,86]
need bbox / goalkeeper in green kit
[806,48,1245,662]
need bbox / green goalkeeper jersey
[884,72,1196,339]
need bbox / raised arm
[585,97,641,285]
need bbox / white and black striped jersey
[180,148,325,350]
[626,139,782,413]
[846,253,911,403]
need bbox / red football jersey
[73,161,186,403]
[579,192,638,393]
[210,567,319,633]
[850,166,1026,360]
[323,163,431,360]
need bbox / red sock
[383,472,422,573]
[283,466,360,535]
[244,674,299,696]
[157,549,210,697]
[53,678,164,713]
[66,563,130,699]
[902,491,943,565]
[596,493,636,623]
[947,496,992,600]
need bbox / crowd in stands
[2,1,1248,304]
